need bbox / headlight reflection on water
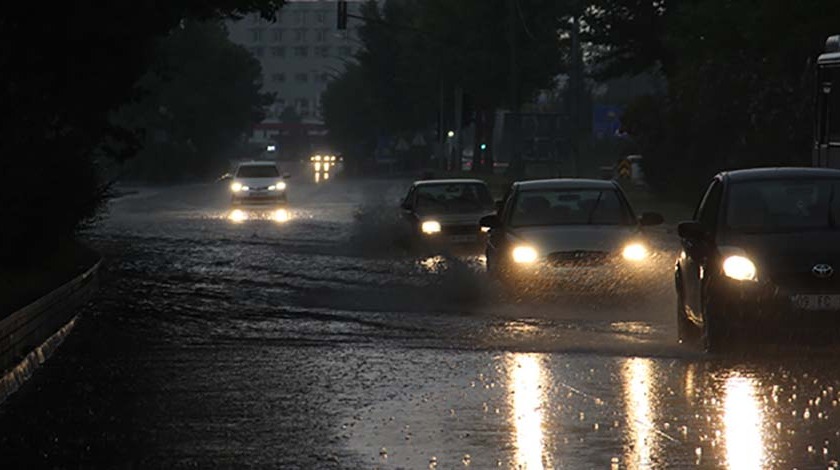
[229,209,247,223]
[508,354,551,470]
[723,375,766,469]
[227,208,291,224]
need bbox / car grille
[547,251,611,267]
[771,271,840,292]
[441,224,479,235]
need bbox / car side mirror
[218,173,233,182]
[401,201,412,211]
[282,173,291,179]
[678,221,709,241]
[639,212,664,226]
[480,214,501,229]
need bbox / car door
[487,186,515,262]
[682,179,723,323]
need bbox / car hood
[509,225,639,255]
[415,210,495,226]
[234,177,284,188]
[722,231,840,273]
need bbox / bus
[814,35,840,167]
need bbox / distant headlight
[421,220,441,234]
[622,243,649,261]
[723,255,757,281]
[231,182,243,192]
[481,226,491,233]
[512,245,538,264]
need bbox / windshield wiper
[586,192,604,224]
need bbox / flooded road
[2,174,840,468]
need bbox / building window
[272,29,283,42]
[316,11,326,24]
[272,73,286,83]
[294,46,309,58]
[271,46,285,57]
[314,46,330,57]
[294,29,306,43]
[315,30,327,42]
[294,11,305,26]
[339,46,352,56]
[295,73,309,83]
[250,29,264,43]
[250,47,265,57]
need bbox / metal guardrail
[0,257,101,403]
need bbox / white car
[229,161,289,206]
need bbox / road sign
[618,158,631,178]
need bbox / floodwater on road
[2,172,840,469]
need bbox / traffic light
[337,0,348,30]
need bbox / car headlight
[421,220,441,234]
[231,182,242,192]
[512,245,538,264]
[268,182,287,191]
[622,242,649,261]
[723,255,757,281]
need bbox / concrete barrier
[0,257,101,403]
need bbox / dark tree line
[0,2,282,264]
[324,0,840,198]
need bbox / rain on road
[2,171,840,469]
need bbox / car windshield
[414,183,493,214]
[236,165,279,178]
[726,178,840,233]
[509,189,635,227]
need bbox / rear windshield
[415,183,494,213]
[726,178,840,233]
[236,165,279,178]
[509,188,635,227]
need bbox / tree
[0,2,282,263]
[574,0,840,196]
[116,20,271,182]
[323,0,567,173]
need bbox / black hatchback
[676,167,840,351]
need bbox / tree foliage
[582,0,840,197]
[0,2,282,263]
[322,0,567,171]
[117,20,271,182]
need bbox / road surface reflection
[508,353,552,470]
[723,374,766,469]
[623,358,658,469]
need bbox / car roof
[721,167,840,182]
[237,160,277,167]
[514,178,618,191]
[413,179,487,186]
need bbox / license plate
[448,234,477,243]
[791,294,840,311]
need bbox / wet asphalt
[2,169,840,469]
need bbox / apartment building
[227,1,363,125]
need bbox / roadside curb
[0,255,101,404]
